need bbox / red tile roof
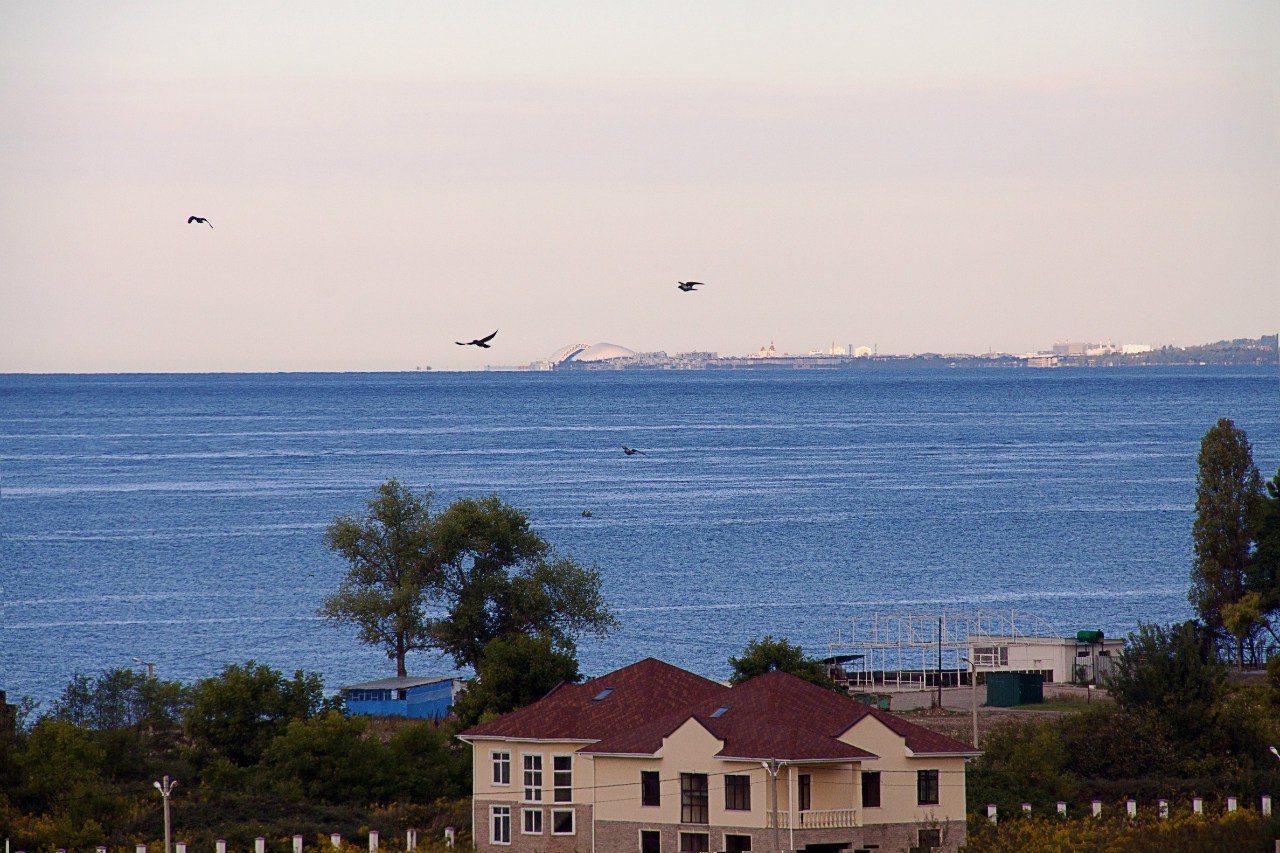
[459,659,976,761]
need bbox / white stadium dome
[548,342,637,364]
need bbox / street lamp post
[153,775,177,853]
[960,657,978,749]
[132,657,156,679]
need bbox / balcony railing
[766,808,858,829]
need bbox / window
[724,775,751,811]
[523,753,543,801]
[491,750,511,786]
[861,771,881,808]
[640,830,661,853]
[680,773,708,824]
[917,828,941,850]
[553,754,573,802]
[973,646,1008,666]
[725,835,752,853]
[798,774,812,811]
[641,770,661,806]
[490,806,510,844]
[917,769,939,805]
[678,832,709,852]
[521,808,542,834]
[552,809,575,835]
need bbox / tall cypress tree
[1189,418,1263,665]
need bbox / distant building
[968,633,1124,684]
[340,676,463,720]
[1121,343,1153,354]
[1051,342,1088,357]
[749,341,783,359]
[854,345,873,358]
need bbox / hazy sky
[2,2,1276,371]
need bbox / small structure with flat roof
[339,676,462,720]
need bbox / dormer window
[592,687,614,700]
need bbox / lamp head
[153,781,162,790]
[1269,745,1280,759]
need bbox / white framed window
[553,753,573,802]
[522,807,543,834]
[491,750,511,786]
[523,753,544,802]
[490,805,511,845]
[552,808,575,835]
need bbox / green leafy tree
[384,720,471,801]
[1247,468,1280,646]
[1108,621,1225,744]
[452,634,581,726]
[427,495,616,669]
[1190,418,1264,664]
[184,661,328,769]
[259,711,385,804]
[728,635,839,690]
[323,484,616,674]
[321,479,437,677]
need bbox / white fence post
[255,839,265,853]
[1126,799,1136,818]
[1158,799,1168,819]
[1192,797,1203,814]
[1056,801,1067,816]
[217,841,227,853]
[330,835,341,850]
[1092,800,1102,818]
[1262,794,1272,816]
[367,831,378,853]
[1021,802,1031,815]
[138,844,148,853]
[293,837,303,853]
[443,827,455,848]
[405,830,416,851]
[1228,796,1238,812]
[177,843,187,853]
[987,804,997,824]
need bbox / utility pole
[762,759,783,853]
[936,616,943,709]
[153,775,177,853]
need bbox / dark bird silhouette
[456,330,498,348]
[187,216,213,228]
[622,446,646,456]
[677,281,704,292]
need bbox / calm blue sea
[2,367,1276,706]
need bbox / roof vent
[710,705,730,718]
[592,687,614,701]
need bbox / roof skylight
[710,705,731,718]
[593,687,614,701]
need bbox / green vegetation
[0,663,471,849]
[321,480,617,674]
[728,635,840,690]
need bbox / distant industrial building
[339,676,463,720]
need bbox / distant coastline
[497,333,1279,372]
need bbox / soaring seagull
[677,281,704,292]
[456,330,498,348]
[187,216,213,228]
[622,446,646,456]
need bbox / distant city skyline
[2,3,1276,372]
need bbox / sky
[2,2,1276,372]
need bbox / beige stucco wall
[469,738,596,851]
[840,715,968,827]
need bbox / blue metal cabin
[340,676,462,720]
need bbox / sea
[1,367,1276,707]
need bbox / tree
[728,635,839,690]
[321,479,437,677]
[184,661,327,769]
[322,483,617,674]
[428,495,616,668]
[1246,468,1280,646]
[1189,418,1264,664]
[451,634,581,727]
[1108,621,1225,744]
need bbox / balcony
[767,808,858,829]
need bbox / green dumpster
[985,672,1044,707]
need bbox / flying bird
[456,330,498,348]
[622,446,646,456]
[187,216,213,228]
[677,281,704,292]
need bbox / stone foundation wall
[471,801,593,853]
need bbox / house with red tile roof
[458,658,978,852]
